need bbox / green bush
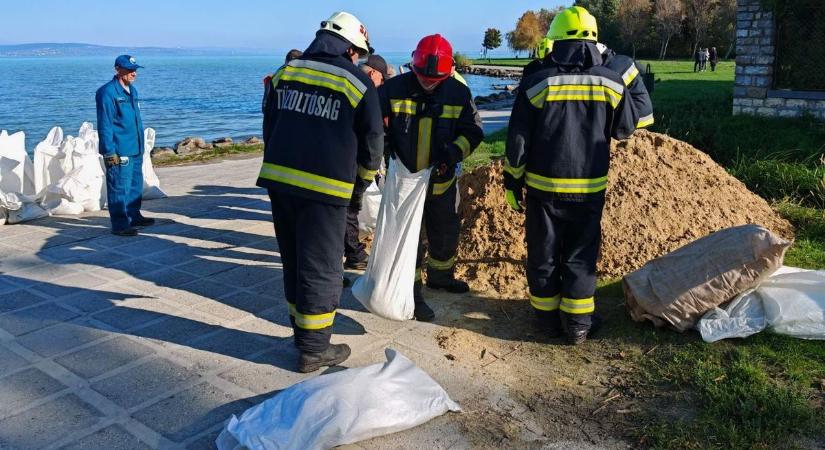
[730,159,825,208]
[454,52,472,70]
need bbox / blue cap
[115,55,143,70]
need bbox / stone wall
[733,0,825,120]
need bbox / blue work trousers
[106,154,144,232]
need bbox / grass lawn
[471,57,531,67]
[468,60,825,449]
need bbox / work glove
[433,143,463,176]
[505,189,524,212]
[349,192,363,211]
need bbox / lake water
[0,53,511,151]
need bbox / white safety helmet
[319,11,373,55]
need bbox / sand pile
[456,130,794,298]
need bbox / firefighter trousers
[416,178,460,279]
[525,194,604,328]
[268,190,346,353]
[344,205,367,263]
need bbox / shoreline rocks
[461,65,523,79]
[153,135,264,163]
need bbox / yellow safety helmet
[547,6,598,42]
[319,11,374,54]
[536,37,554,59]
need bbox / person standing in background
[694,47,701,72]
[96,55,154,237]
[262,49,304,115]
[709,47,718,72]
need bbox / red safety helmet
[411,34,454,83]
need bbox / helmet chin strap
[416,75,442,93]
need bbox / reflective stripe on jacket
[505,43,636,203]
[257,37,383,206]
[380,73,483,195]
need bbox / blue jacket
[96,77,144,157]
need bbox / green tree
[535,7,565,36]
[575,0,622,44]
[653,0,685,59]
[482,28,502,60]
[617,0,652,59]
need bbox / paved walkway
[10,147,583,450]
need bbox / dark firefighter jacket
[504,40,636,203]
[379,72,483,195]
[257,32,384,206]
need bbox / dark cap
[364,55,389,79]
[115,55,143,70]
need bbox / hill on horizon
[0,43,271,57]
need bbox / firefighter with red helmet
[380,34,484,321]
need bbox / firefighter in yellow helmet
[258,11,384,372]
[524,37,553,78]
[504,6,637,344]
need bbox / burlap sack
[623,224,791,332]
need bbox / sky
[0,0,569,53]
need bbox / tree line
[483,0,737,60]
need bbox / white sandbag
[0,130,35,197]
[78,121,99,152]
[357,180,381,233]
[0,188,15,225]
[697,266,825,341]
[48,198,85,216]
[352,159,431,321]
[2,191,47,224]
[57,133,106,211]
[142,128,167,200]
[33,127,65,201]
[697,290,767,342]
[760,268,825,339]
[216,348,460,450]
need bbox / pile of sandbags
[0,130,48,224]
[0,123,166,225]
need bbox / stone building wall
[733,0,825,120]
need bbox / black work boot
[298,343,351,373]
[426,268,469,293]
[561,314,595,346]
[534,309,562,338]
[131,217,156,228]
[413,281,435,322]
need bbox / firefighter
[523,37,553,78]
[380,34,484,321]
[596,43,654,129]
[257,11,384,372]
[504,6,637,345]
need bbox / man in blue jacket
[96,55,154,236]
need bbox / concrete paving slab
[0,156,601,449]
[55,336,156,379]
[60,425,153,450]
[132,382,254,443]
[0,367,67,417]
[0,394,103,450]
